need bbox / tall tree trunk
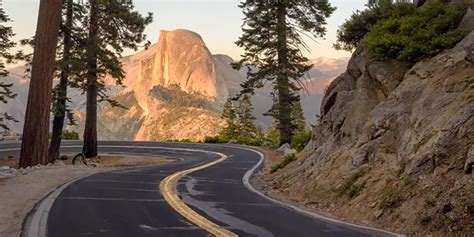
[83,0,98,158]
[49,0,73,163]
[276,4,293,146]
[19,0,63,168]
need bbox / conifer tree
[0,8,18,132]
[291,97,307,134]
[236,94,259,139]
[19,0,63,168]
[234,0,335,145]
[48,0,87,162]
[265,95,307,141]
[82,0,152,157]
[220,97,239,139]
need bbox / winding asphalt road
[0,141,398,237]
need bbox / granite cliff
[261,7,474,235]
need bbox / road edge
[236,145,405,237]
[21,174,95,237]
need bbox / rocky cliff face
[267,28,474,235]
[88,29,232,141]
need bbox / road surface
[0,141,398,237]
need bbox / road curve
[0,141,399,237]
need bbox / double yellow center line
[159,149,238,237]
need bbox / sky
[2,0,368,60]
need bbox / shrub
[291,130,312,152]
[62,130,79,140]
[334,1,416,51]
[270,154,297,174]
[264,126,280,146]
[236,136,263,146]
[379,185,403,210]
[364,2,467,63]
[204,136,227,144]
[332,169,366,198]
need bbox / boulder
[284,149,297,157]
[460,7,474,32]
[277,143,291,153]
[276,143,297,156]
[53,159,66,166]
[0,166,18,177]
[351,149,369,169]
[409,153,436,177]
[374,209,384,218]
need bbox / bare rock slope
[266,29,474,234]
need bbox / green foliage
[62,130,79,140]
[203,136,229,144]
[379,185,403,210]
[364,2,467,63]
[265,97,308,144]
[235,135,263,146]
[236,94,260,139]
[208,95,263,146]
[264,123,280,146]
[234,1,335,144]
[0,8,19,131]
[334,0,416,51]
[220,97,239,139]
[270,154,297,174]
[150,84,214,110]
[80,0,153,105]
[290,99,307,134]
[48,130,79,140]
[291,129,312,152]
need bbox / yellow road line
[160,150,238,237]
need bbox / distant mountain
[310,57,350,77]
[0,29,348,140]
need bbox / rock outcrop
[74,29,237,141]
[268,29,474,235]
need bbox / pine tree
[82,0,152,158]
[264,95,307,141]
[220,97,239,139]
[291,97,307,134]
[233,0,335,145]
[236,94,258,139]
[48,0,87,162]
[0,8,18,132]
[19,0,63,168]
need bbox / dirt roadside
[251,148,396,233]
